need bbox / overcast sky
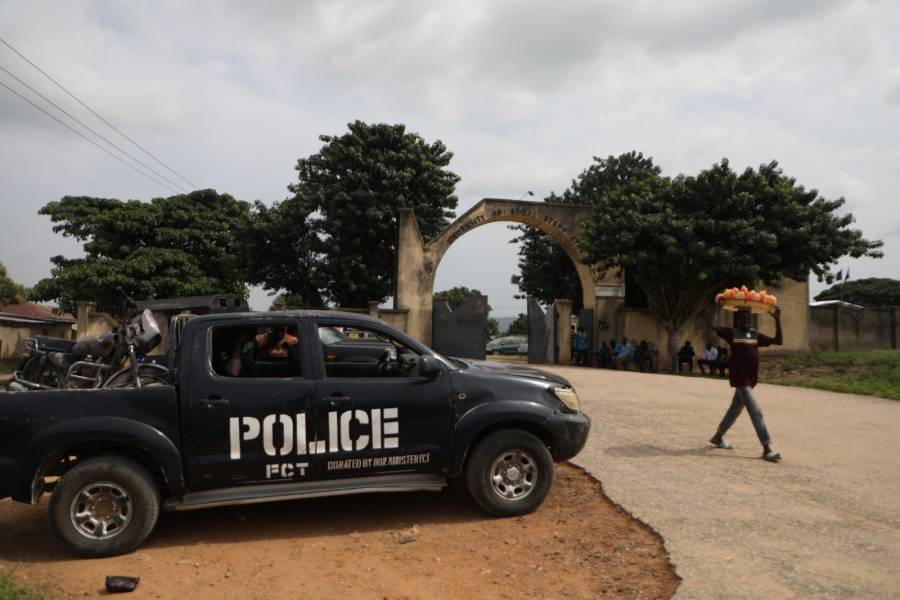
[1,0,898,316]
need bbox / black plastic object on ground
[105,576,140,593]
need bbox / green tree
[487,318,500,338]
[248,199,324,308]
[0,261,28,304]
[506,313,529,336]
[29,190,251,311]
[433,286,492,312]
[510,152,662,308]
[256,121,460,307]
[433,286,499,337]
[815,278,900,307]
[580,159,883,367]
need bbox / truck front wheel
[465,430,554,517]
[48,456,161,557]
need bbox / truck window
[317,324,422,378]
[211,324,302,378]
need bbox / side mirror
[418,355,442,379]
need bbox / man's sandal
[762,450,781,462]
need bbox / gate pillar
[395,209,435,344]
[555,299,574,365]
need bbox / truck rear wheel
[465,429,554,517]
[49,456,160,557]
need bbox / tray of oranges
[715,286,778,314]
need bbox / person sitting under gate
[713,345,730,377]
[574,327,589,366]
[614,337,635,370]
[677,340,695,373]
[609,338,621,357]
[635,340,655,372]
[594,340,612,368]
[698,343,719,375]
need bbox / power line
[0,63,189,193]
[0,35,199,189]
[0,79,181,193]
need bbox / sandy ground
[0,465,678,599]
[550,366,900,600]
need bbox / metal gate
[431,295,489,360]
[527,298,556,364]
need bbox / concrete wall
[377,309,409,333]
[0,325,31,359]
[809,305,897,351]
[614,277,810,368]
[0,322,75,359]
[759,277,810,353]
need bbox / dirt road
[0,465,677,599]
[553,366,900,600]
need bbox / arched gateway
[394,198,623,360]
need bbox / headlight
[553,386,581,412]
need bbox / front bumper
[546,411,591,462]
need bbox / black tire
[465,429,554,517]
[49,456,161,558]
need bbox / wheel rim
[490,449,538,501]
[69,481,133,540]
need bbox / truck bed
[0,385,180,502]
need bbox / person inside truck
[216,325,300,377]
[254,326,298,359]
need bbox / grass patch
[761,349,900,401]
[0,572,45,600]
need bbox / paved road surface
[544,366,900,600]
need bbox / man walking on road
[709,304,783,462]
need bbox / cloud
[0,0,897,312]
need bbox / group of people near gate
[578,330,737,378]
[589,336,658,372]
[674,340,731,376]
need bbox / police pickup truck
[0,311,589,557]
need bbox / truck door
[310,320,454,480]
[183,319,318,491]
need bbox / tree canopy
[0,262,28,304]
[580,158,883,362]
[815,278,900,307]
[434,286,499,337]
[510,152,662,307]
[29,190,251,311]
[505,313,529,336]
[248,121,460,307]
[433,286,492,312]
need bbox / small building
[0,304,76,359]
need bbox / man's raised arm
[771,306,783,345]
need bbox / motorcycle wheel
[21,355,66,388]
[102,365,168,389]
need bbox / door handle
[199,395,230,408]
[326,393,351,405]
